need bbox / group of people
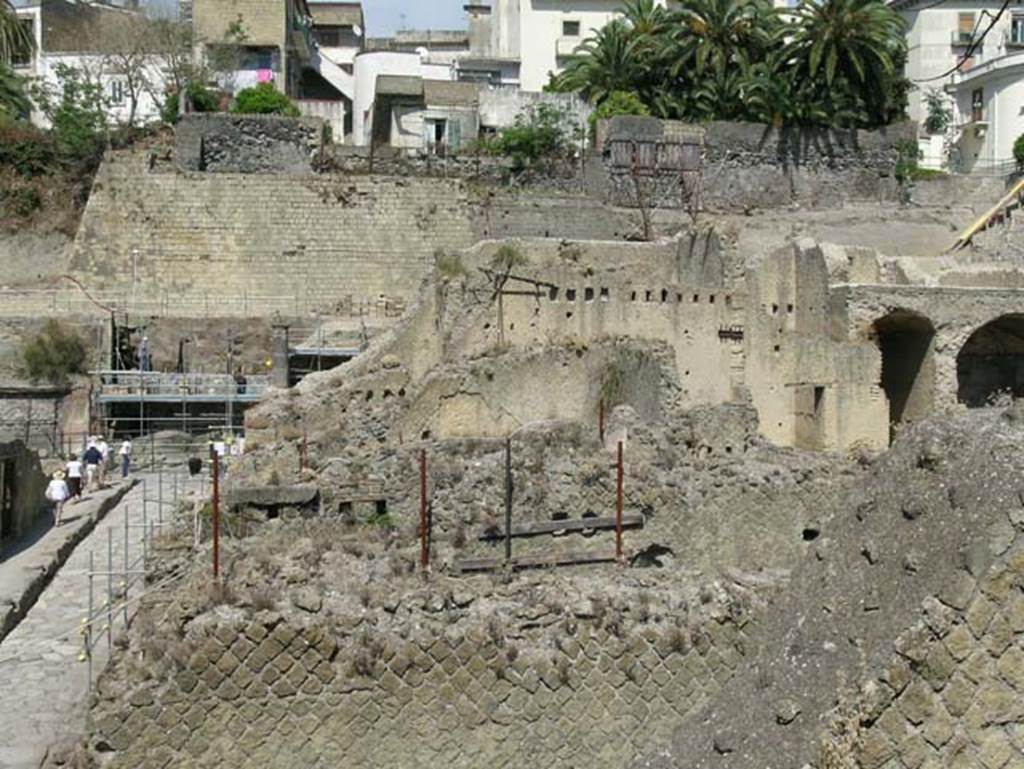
[44,436,134,529]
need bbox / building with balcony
[893,0,1024,172]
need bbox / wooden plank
[454,550,617,574]
[478,514,644,541]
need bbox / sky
[322,0,469,36]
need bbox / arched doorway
[872,310,936,428]
[957,314,1024,406]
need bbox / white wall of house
[901,2,1022,125]
[352,51,453,146]
[949,54,1024,173]
[15,6,167,129]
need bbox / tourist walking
[83,441,102,490]
[97,437,110,487]
[119,437,133,478]
[45,471,70,528]
[65,454,83,502]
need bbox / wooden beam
[478,514,644,540]
[454,550,618,574]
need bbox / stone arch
[957,314,1024,406]
[871,310,936,429]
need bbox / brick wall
[193,0,284,49]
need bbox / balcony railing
[952,30,982,47]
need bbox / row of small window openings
[547,287,730,305]
[771,303,795,314]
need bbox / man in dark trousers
[83,441,103,491]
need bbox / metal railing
[81,470,207,690]
[0,290,409,320]
[93,371,272,399]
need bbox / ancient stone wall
[72,153,475,308]
[90,607,750,769]
[176,114,328,174]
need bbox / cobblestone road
[0,472,202,769]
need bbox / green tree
[22,320,88,386]
[923,89,951,135]
[0,62,29,121]
[33,64,109,161]
[231,83,300,116]
[1014,134,1024,169]
[0,0,33,67]
[493,103,574,170]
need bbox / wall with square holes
[744,239,889,451]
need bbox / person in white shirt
[65,455,83,502]
[118,438,133,478]
[97,438,110,487]
[46,471,70,527]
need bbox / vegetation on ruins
[488,103,578,170]
[588,89,651,136]
[923,88,952,136]
[231,83,301,117]
[1015,133,1024,169]
[21,319,88,386]
[549,0,909,130]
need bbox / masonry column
[271,323,290,389]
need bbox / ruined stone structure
[0,439,46,543]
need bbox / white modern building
[464,0,678,93]
[894,0,1024,172]
[13,0,168,128]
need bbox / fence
[0,290,411,321]
[80,469,208,691]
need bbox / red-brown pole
[300,426,308,472]
[419,449,428,570]
[212,450,220,579]
[615,440,624,562]
[599,399,605,443]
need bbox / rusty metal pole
[504,438,512,565]
[616,441,624,562]
[599,399,605,443]
[419,449,428,570]
[300,427,308,472]
[212,449,220,580]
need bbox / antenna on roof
[399,12,408,31]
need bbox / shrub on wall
[161,81,221,124]
[493,103,575,170]
[231,83,300,117]
[21,319,88,385]
[1015,133,1024,169]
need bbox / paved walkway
[0,471,202,769]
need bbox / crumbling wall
[745,240,889,451]
[175,114,328,174]
[84,499,775,769]
[634,407,1024,769]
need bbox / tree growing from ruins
[550,0,909,130]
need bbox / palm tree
[784,0,907,127]
[551,21,646,103]
[666,0,780,79]
[0,0,33,67]
[0,63,29,119]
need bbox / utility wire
[912,0,1012,82]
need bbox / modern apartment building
[895,0,1024,172]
